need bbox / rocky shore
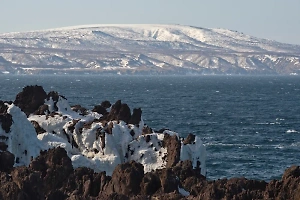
[0,86,300,199]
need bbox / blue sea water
[1,74,300,181]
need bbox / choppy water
[1,75,300,181]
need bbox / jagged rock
[0,151,15,172]
[63,167,109,198]
[282,165,300,180]
[107,100,132,123]
[140,172,161,195]
[163,133,181,168]
[101,100,111,109]
[264,165,300,200]
[29,147,73,195]
[0,172,23,200]
[173,160,201,179]
[156,168,180,193]
[14,85,47,116]
[11,166,44,199]
[129,108,142,125]
[92,105,108,115]
[105,161,144,196]
[2,146,300,199]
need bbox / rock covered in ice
[0,85,206,177]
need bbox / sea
[0,74,300,181]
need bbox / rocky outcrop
[0,147,300,199]
[163,133,181,168]
[3,85,300,199]
[14,85,47,116]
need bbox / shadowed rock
[14,85,47,116]
[0,151,15,172]
[0,113,13,133]
[0,101,13,133]
[92,105,108,115]
[129,108,142,125]
[101,100,111,109]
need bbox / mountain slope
[0,24,299,75]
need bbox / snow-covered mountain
[0,24,299,75]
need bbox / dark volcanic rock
[34,104,49,115]
[14,85,47,116]
[0,172,23,200]
[163,133,181,168]
[264,165,300,200]
[0,142,8,151]
[0,101,13,133]
[129,108,142,125]
[140,172,161,195]
[172,160,204,184]
[0,151,15,172]
[0,113,13,133]
[2,146,300,199]
[0,100,9,113]
[105,161,144,196]
[29,147,73,195]
[92,105,108,115]
[11,166,44,199]
[64,167,109,198]
[107,100,132,123]
[156,168,180,193]
[101,100,111,109]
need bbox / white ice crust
[0,97,206,176]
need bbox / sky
[1,0,300,45]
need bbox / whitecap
[286,129,298,133]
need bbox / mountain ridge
[0,24,299,75]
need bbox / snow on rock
[5,103,42,166]
[1,85,207,176]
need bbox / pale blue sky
[1,0,299,44]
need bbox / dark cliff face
[0,147,300,199]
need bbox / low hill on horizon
[0,24,299,75]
